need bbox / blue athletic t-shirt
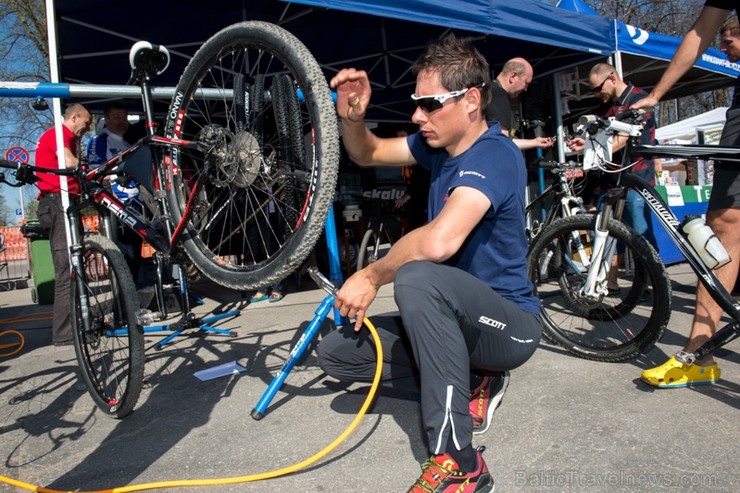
[408,123,540,314]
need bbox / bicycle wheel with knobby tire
[357,228,380,271]
[71,235,144,418]
[164,21,339,290]
[527,214,671,361]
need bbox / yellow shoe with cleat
[641,356,720,388]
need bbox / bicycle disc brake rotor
[198,125,261,188]
[570,284,605,312]
[231,130,262,188]
[83,317,104,348]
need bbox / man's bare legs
[687,207,740,365]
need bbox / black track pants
[317,261,542,454]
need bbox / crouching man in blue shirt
[316,34,542,493]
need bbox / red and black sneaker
[407,446,494,493]
[470,370,510,435]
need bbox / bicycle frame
[79,76,205,256]
[631,149,740,361]
[580,113,740,361]
[526,162,587,241]
[0,61,210,327]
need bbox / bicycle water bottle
[682,216,730,270]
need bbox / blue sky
[0,8,51,225]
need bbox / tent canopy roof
[53,0,736,123]
[54,0,612,120]
[557,0,738,103]
[655,106,728,142]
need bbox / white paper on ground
[193,361,247,381]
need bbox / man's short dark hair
[722,16,740,38]
[411,33,492,112]
[103,101,127,117]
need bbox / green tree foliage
[25,195,38,220]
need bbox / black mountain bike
[528,110,740,362]
[0,21,339,417]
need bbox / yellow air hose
[1,310,52,358]
[0,317,383,493]
[0,329,25,358]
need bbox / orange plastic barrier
[0,227,28,261]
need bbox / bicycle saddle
[128,41,170,83]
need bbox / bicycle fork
[578,189,625,299]
[66,207,92,336]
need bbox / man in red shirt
[35,103,91,345]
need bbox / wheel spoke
[163,21,338,290]
[72,236,144,418]
[528,215,670,361]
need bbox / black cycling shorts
[708,106,740,211]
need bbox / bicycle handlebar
[565,125,585,142]
[0,158,21,170]
[536,158,583,170]
[0,158,76,176]
[577,109,647,138]
[578,109,644,128]
[0,158,80,188]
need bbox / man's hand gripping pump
[250,266,382,421]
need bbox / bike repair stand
[142,259,239,350]
[251,205,348,420]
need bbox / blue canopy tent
[286,0,613,57]
[556,0,740,102]
[612,20,740,96]
[48,0,614,122]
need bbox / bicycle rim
[71,235,144,418]
[357,229,379,271]
[528,215,671,361]
[164,21,339,290]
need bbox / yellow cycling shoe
[641,356,721,388]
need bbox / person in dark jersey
[632,4,739,388]
[486,57,554,151]
[566,62,660,264]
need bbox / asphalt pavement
[0,262,738,493]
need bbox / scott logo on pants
[478,316,506,330]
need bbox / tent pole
[0,82,234,100]
[45,0,75,272]
[554,72,565,164]
[614,50,624,79]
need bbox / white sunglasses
[411,83,486,112]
